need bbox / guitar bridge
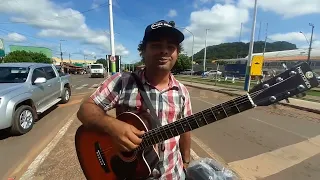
[94,142,111,173]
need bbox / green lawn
[176,76,320,99]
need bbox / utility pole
[244,0,258,92]
[237,22,243,58]
[108,0,116,75]
[59,40,66,73]
[258,21,262,41]
[307,23,314,65]
[262,22,268,56]
[203,29,209,72]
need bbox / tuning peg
[282,63,288,70]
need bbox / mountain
[192,41,297,63]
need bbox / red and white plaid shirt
[90,69,192,179]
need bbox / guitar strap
[131,72,162,130]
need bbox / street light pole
[244,0,258,92]
[203,29,209,72]
[182,28,194,75]
[307,23,314,65]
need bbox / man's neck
[145,68,170,90]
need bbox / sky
[0,0,319,63]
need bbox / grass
[176,75,320,99]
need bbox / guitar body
[75,112,160,180]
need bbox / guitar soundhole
[121,151,135,158]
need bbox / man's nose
[159,45,169,55]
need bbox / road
[2,75,320,180]
[0,74,105,179]
[188,87,320,180]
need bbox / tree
[172,54,191,72]
[192,41,297,63]
[4,50,52,64]
[95,58,107,67]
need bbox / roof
[52,57,95,64]
[246,48,320,58]
[264,56,320,61]
[0,62,52,68]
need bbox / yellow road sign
[251,55,264,76]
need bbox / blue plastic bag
[186,158,238,180]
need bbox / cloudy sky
[0,0,319,63]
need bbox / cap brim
[144,27,184,44]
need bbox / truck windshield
[0,67,29,83]
[91,65,103,69]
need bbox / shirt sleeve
[182,88,192,118]
[90,72,123,112]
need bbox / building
[9,45,53,58]
[52,57,96,66]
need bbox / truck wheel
[11,105,36,135]
[60,87,71,104]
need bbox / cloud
[0,0,129,55]
[182,3,249,56]
[269,32,315,43]
[268,32,320,49]
[167,9,177,17]
[238,0,320,18]
[7,33,27,42]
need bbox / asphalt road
[2,75,320,180]
[0,74,105,179]
[188,87,320,180]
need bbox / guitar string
[143,88,263,137]
[139,73,297,145]
[136,90,263,150]
[100,89,265,153]
[136,90,281,151]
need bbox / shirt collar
[138,68,180,89]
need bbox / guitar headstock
[249,62,319,106]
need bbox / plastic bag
[186,158,238,180]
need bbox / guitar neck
[136,93,256,151]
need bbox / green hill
[192,41,297,64]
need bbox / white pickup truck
[0,63,71,135]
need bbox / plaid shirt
[90,69,192,179]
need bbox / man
[77,20,192,179]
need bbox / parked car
[205,70,222,76]
[0,63,71,135]
[181,69,195,75]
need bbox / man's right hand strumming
[108,120,145,152]
[77,97,144,152]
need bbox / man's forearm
[77,99,116,134]
[179,132,191,162]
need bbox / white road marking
[228,135,320,180]
[89,84,99,89]
[20,112,77,180]
[76,84,88,90]
[190,149,200,160]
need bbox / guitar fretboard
[136,93,255,151]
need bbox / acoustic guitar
[74,62,319,180]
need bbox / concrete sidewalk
[180,80,320,114]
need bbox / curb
[184,83,320,114]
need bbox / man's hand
[108,120,145,152]
[183,161,190,169]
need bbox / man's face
[143,37,178,72]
